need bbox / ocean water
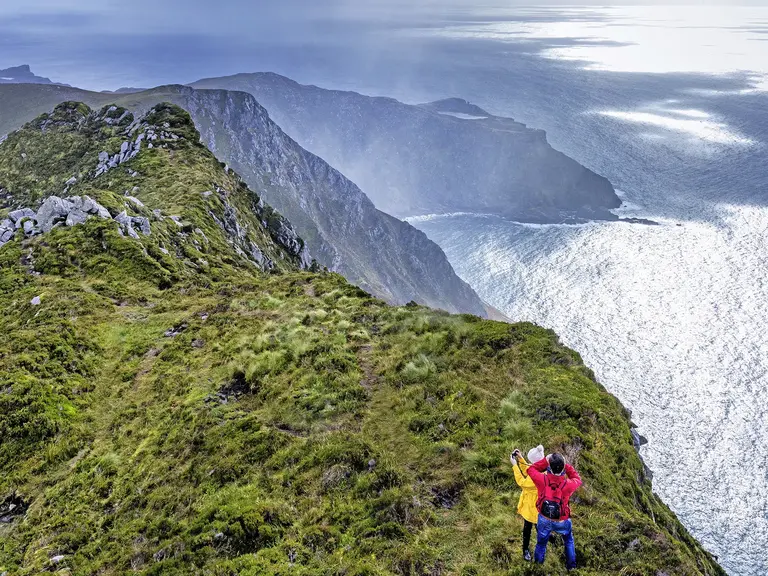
[3,3,767,574]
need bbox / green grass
[0,102,724,576]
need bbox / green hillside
[0,103,723,575]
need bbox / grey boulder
[115,211,140,239]
[65,209,89,227]
[133,216,151,235]
[68,195,111,219]
[8,208,35,225]
[1,217,18,245]
[36,196,74,233]
[115,211,150,238]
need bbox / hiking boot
[523,549,532,562]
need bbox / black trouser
[523,520,536,551]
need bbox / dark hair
[549,453,565,475]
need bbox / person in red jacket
[527,453,582,570]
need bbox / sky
[2,0,767,90]
[3,1,768,42]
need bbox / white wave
[404,211,493,223]
[437,112,488,120]
[405,212,595,229]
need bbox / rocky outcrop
[0,194,149,248]
[192,73,621,223]
[0,101,312,274]
[114,210,151,239]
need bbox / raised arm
[532,457,550,472]
[564,464,582,492]
[512,457,535,489]
[527,455,549,488]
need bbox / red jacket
[527,457,582,521]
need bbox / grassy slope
[0,104,723,576]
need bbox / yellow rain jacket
[512,457,539,523]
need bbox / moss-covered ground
[0,102,724,576]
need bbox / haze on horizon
[2,0,768,91]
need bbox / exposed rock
[0,195,113,246]
[79,196,111,219]
[115,211,139,239]
[0,219,13,245]
[266,214,311,269]
[65,209,88,227]
[114,211,150,238]
[125,195,144,208]
[8,208,35,224]
[164,323,188,338]
[170,86,484,313]
[94,135,142,178]
[0,493,29,523]
[631,429,649,449]
[35,196,74,233]
[30,296,41,306]
[133,216,151,236]
[50,555,65,564]
[248,241,272,270]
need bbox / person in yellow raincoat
[511,445,545,561]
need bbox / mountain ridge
[0,82,486,316]
[191,72,622,223]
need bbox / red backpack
[537,473,568,520]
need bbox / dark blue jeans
[535,514,576,570]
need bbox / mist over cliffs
[192,73,622,223]
[0,79,485,316]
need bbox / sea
[2,3,767,574]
